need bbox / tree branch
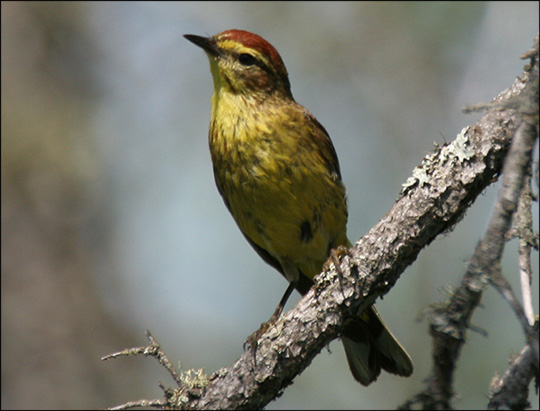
[401,35,539,410]
[488,327,539,411]
[105,35,539,410]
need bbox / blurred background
[2,2,538,409]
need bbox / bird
[184,29,413,385]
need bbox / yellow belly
[210,109,348,280]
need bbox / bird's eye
[238,53,257,66]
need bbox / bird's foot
[322,245,349,273]
[243,312,279,353]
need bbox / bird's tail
[341,305,413,386]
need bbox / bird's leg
[244,281,296,352]
[322,245,350,297]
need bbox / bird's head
[185,29,292,100]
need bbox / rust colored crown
[216,29,289,79]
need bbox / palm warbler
[185,29,413,385]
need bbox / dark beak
[184,34,221,57]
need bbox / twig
[516,172,539,327]
[108,399,166,411]
[489,117,538,334]
[488,327,540,410]
[102,330,182,386]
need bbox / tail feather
[342,305,413,386]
